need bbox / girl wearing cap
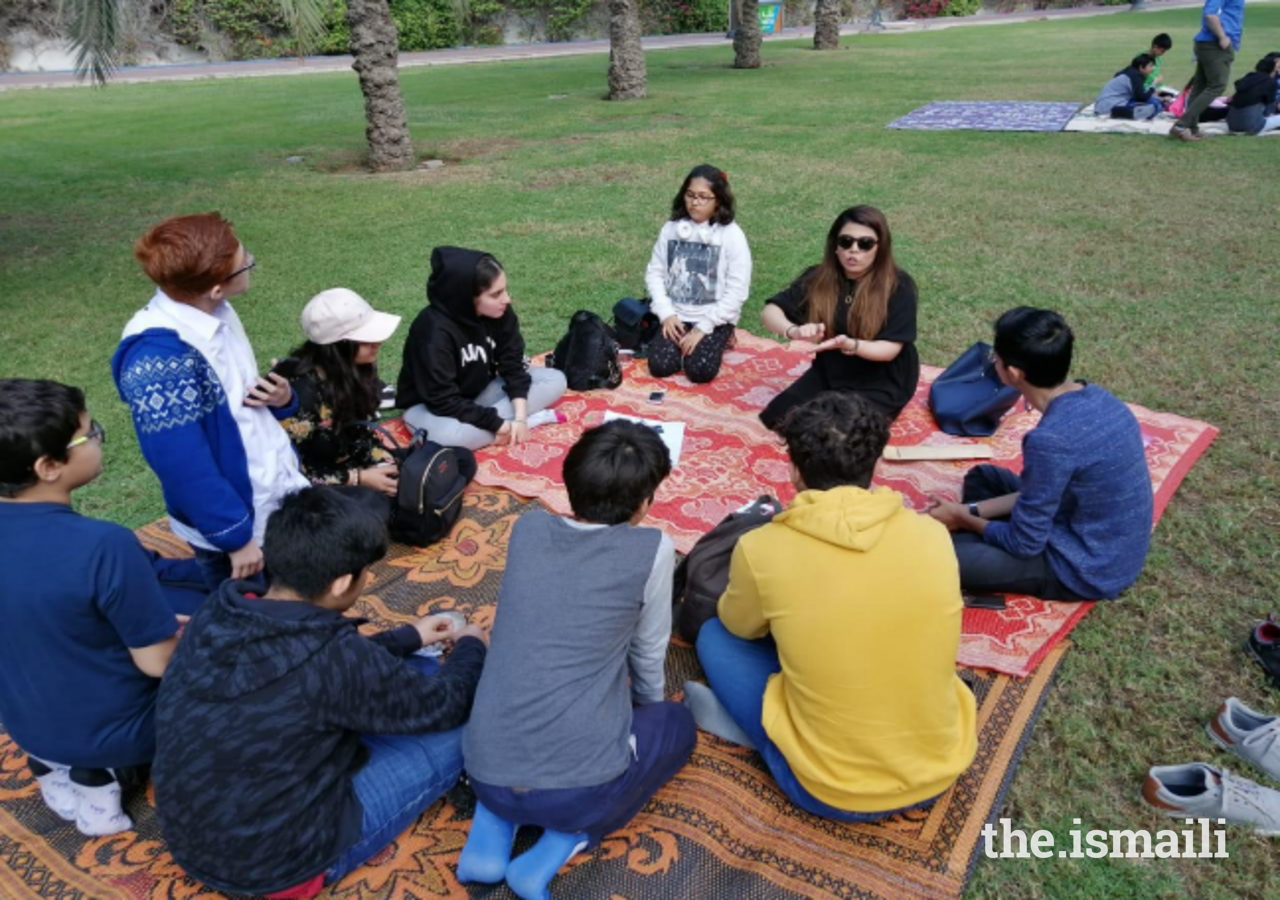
[759,206,919,431]
[280,289,403,496]
[397,248,566,451]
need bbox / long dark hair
[803,205,898,340]
[289,339,378,429]
[668,164,736,226]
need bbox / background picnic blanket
[0,494,1068,900]
[1061,101,1280,136]
[886,101,1083,132]
[464,331,1216,677]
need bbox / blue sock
[456,802,517,884]
[505,829,589,900]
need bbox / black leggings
[647,323,735,384]
[759,366,902,432]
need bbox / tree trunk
[607,0,646,100]
[814,0,841,50]
[346,0,414,172]
[734,0,761,69]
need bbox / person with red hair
[112,213,309,589]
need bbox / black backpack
[362,423,477,547]
[612,297,661,354]
[547,310,623,391]
[673,495,782,643]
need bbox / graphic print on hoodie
[395,247,532,434]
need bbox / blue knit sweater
[984,384,1153,599]
[111,328,298,552]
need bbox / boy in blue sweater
[928,308,1153,601]
[457,420,696,900]
[112,213,309,590]
[0,379,204,837]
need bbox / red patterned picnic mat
[0,498,1070,900]
[467,331,1217,678]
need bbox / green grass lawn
[3,8,1279,898]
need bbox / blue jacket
[112,328,297,552]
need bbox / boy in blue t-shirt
[0,379,204,836]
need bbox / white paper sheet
[603,411,686,467]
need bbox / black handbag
[357,422,477,546]
[928,341,1021,437]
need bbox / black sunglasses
[836,235,878,252]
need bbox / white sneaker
[1142,762,1280,836]
[1208,697,1280,781]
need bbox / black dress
[760,267,919,429]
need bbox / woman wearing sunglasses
[759,206,919,431]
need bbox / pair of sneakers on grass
[1142,615,1280,836]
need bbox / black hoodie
[395,246,532,434]
[1230,71,1278,109]
[153,580,486,895]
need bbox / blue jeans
[191,545,267,594]
[325,657,466,884]
[695,619,936,823]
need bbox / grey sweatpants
[402,368,567,451]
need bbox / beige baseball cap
[300,288,401,345]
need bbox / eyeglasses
[836,235,878,252]
[684,192,717,205]
[224,251,256,282]
[66,419,106,451]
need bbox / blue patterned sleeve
[116,342,255,551]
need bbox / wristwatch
[967,502,981,518]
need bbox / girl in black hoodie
[1227,53,1280,135]
[396,247,566,450]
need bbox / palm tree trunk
[814,0,841,50]
[734,0,762,70]
[346,0,415,172]
[607,0,646,100]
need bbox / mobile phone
[964,593,1007,611]
[269,357,301,379]
[648,390,665,404]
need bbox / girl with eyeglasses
[643,164,753,384]
[759,205,919,431]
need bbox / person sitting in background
[154,487,487,897]
[927,307,1153,601]
[397,247,566,451]
[0,379,201,837]
[280,288,402,496]
[1094,54,1164,120]
[643,164,752,384]
[686,391,976,822]
[1227,52,1280,134]
[113,212,309,590]
[457,419,694,900]
[1144,33,1173,92]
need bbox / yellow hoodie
[718,485,976,812]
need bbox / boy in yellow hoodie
[686,391,976,821]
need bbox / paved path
[0,0,1204,92]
